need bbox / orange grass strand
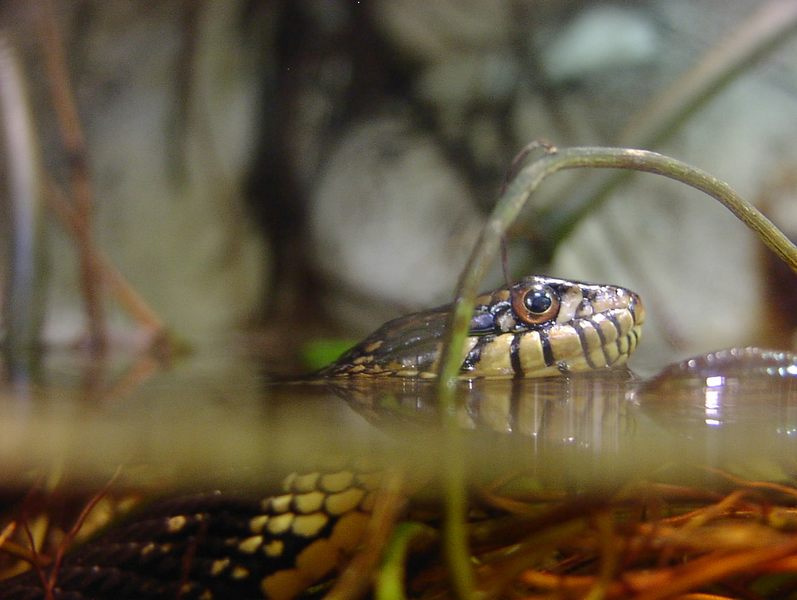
[0,522,16,550]
[703,467,797,501]
[46,180,166,336]
[325,470,408,600]
[585,511,622,600]
[629,539,797,600]
[19,517,49,599]
[47,468,121,593]
[476,518,589,599]
[36,0,106,350]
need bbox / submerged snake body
[2,276,644,600]
[3,467,382,600]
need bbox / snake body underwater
[1,275,645,600]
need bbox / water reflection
[326,370,636,448]
[637,347,797,436]
[0,345,796,490]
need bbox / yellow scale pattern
[192,467,385,600]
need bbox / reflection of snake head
[320,275,644,379]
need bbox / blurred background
[1,0,797,379]
[2,4,797,588]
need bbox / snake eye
[525,290,552,313]
[512,284,560,325]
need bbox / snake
[319,275,644,379]
[1,275,645,600]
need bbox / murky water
[1,344,795,496]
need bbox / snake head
[463,276,644,377]
[320,275,644,379]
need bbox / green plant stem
[376,522,437,600]
[434,144,797,600]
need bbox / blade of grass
[376,522,437,600]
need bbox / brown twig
[702,467,797,501]
[19,516,50,600]
[629,538,797,600]
[45,468,121,596]
[0,522,16,549]
[46,179,167,340]
[97,353,162,404]
[35,0,106,351]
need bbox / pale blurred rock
[309,115,484,331]
[372,0,513,62]
[415,52,519,108]
[539,5,659,83]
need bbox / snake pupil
[525,290,552,314]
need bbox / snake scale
[1,275,645,599]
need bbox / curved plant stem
[434,144,797,600]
